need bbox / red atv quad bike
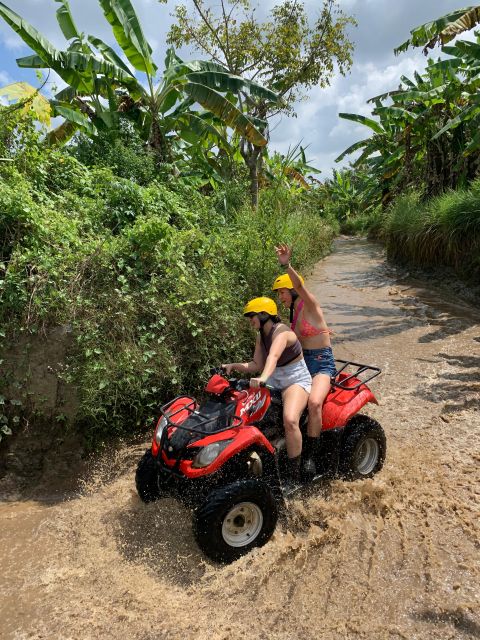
[135,360,386,563]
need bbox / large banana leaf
[367,89,404,104]
[431,100,480,140]
[0,3,59,63]
[88,36,135,77]
[18,49,138,95]
[392,85,449,104]
[395,6,480,55]
[98,0,156,75]
[55,0,80,41]
[0,4,92,94]
[373,106,418,122]
[335,138,372,163]
[183,82,268,146]
[46,118,78,145]
[0,81,51,125]
[338,113,384,134]
[53,104,98,136]
[186,71,279,104]
[174,111,230,148]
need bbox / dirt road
[1,237,479,640]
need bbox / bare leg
[282,384,309,458]
[307,374,331,436]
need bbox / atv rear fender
[322,379,378,431]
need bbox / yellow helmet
[243,297,278,316]
[272,273,304,291]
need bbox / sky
[0,0,473,177]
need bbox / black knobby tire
[340,415,386,480]
[193,479,278,563]
[135,449,161,503]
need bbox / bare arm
[251,329,289,387]
[275,242,321,314]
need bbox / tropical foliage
[0,0,279,182]
[320,6,480,280]
[332,7,480,211]
[0,113,334,445]
[167,0,355,204]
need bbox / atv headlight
[192,440,233,468]
[154,416,168,446]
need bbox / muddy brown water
[1,237,479,640]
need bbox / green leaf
[0,2,59,65]
[335,138,372,163]
[55,0,80,41]
[186,71,279,104]
[16,54,45,69]
[53,104,97,135]
[373,106,418,122]
[338,112,384,134]
[395,7,480,55]
[87,35,135,77]
[183,81,267,146]
[98,0,157,75]
[431,103,479,140]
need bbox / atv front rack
[332,360,381,391]
[159,395,243,436]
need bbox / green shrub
[382,185,480,279]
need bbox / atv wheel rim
[354,437,379,475]
[222,502,263,548]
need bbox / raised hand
[274,243,292,266]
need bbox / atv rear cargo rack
[159,395,243,436]
[332,360,381,391]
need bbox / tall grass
[383,183,480,280]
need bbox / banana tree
[395,5,480,55]
[0,0,279,164]
[262,143,321,191]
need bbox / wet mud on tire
[0,237,479,640]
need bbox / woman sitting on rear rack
[272,243,336,477]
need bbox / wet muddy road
[1,237,479,640]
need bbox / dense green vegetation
[0,0,352,446]
[322,7,480,280]
[0,110,335,446]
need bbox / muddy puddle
[1,237,479,640]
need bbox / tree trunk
[149,115,170,165]
[240,139,262,209]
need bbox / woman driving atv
[272,243,336,477]
[222,296,312,485]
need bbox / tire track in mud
[1,237,479,640]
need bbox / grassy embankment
[342,185,480,283]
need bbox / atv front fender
[178,426,275,479]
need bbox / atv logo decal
[249,396,267,415]
[240,391,266,417]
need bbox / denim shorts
[267,358,312,394]
[303,347,337,378]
